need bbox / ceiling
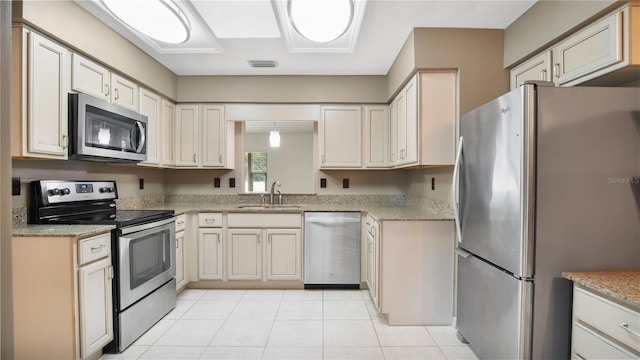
[76,0,537,76]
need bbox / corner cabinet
[12,232,114,360]
[390,71,457,168]
[319,105,363,168]
[11,27,71,160]
[175,104,234,169]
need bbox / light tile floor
[100,289,478,360]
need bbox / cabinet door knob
[114,88,120,100]
[620,323,640,337]
[105,84,110,96]
[553,63,561,78]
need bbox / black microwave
[69,93,147,162]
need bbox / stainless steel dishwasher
[304,212,361,289]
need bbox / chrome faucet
[269,180,281,205]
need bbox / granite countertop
[142,203,454,221]
[562,270,640,310]
[13,201,453,237]
[12,224,116,238]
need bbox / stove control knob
[100,187,113,193]
[48,188,60,196]
[61,188,71,195]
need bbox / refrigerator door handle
[452,136,464,243]
[456,248,472,258]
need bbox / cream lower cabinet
[374,220,454,325]
[319,105,362,168]
[175,214,188,290]
[226,213,303,282]
[364,214,380,308]
[198,213,223,280]
[12,232,114,360]
[571,286,640,359]
[12,26,71,160]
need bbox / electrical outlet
[431,178,435,191]
[139,178,144,190]
[343,178,349,189]
[320,178,327,188]
[12,177,20,196]
[229,178,236,188]
[214,178,221,188]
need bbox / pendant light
[101,0,191,44]
[288,0,354,43]
[269,122,281,148]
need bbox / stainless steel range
[29,180,176,353]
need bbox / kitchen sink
[237,205,300,209]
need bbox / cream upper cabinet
[12,27,71,160]
[319,105,363,168]
[511,4,639,87]
[139,88,162,165]
[390,72,456,168]
[71,54,139,111]
[551,10,623,85]
[175,104,200,167]
[201,105,227,167]
[161,99,176,167]
[392,74,418,167]
[363,105,391,168]
[111,73,139,111]
[510,51,552,89]
[71,53,110,102]
[175,104,234,169]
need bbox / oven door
[118,217,175,310]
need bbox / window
[245,152,267,192]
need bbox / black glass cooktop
[47,209,174,228]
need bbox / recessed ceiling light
[101,0,190,44]
[288,0,354,43]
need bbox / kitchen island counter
[562,270,640,310]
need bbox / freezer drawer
[456,250,533,359]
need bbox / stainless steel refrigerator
[452,82,640,360]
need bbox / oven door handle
[120,216,175,235]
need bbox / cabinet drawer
[78,233,111,265]
[573,323,637,359]
[175,214,187,232]
[198,213,222,228]
[574,287,640,353]
[227,213,301,228]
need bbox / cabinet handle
[62,134,68,149]
[90,244,106,253]
[114,88,119,100]
[553,63,560,78]
[108,265,114,280]
[175,238,179,249]
[620,323,640,337]
[268,234,272,244]
[217,233,221,243]
[257,234,261,244]
[322,155,326,163]
[541,69,547,81]
[105,84,110,96]
[219,154,222,163]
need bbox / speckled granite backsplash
[165,194,409,206]
[12,194,451,227]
